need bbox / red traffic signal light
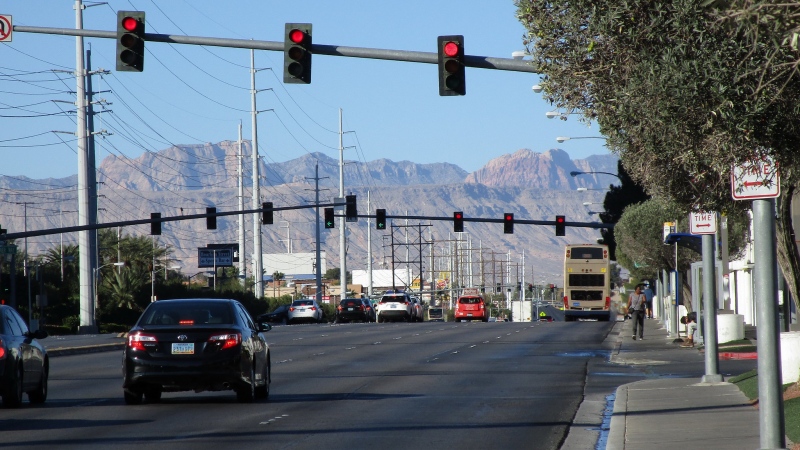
[453,211,464,233]
[555,215,566,236]
[116,11,145,72]
[284,23,312,84]
[438,35,465,96]
[503,213,514,234]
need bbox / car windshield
[459,297,482,304]
[140,301,233,326]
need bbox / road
[0,320,617,450]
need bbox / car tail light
[179,320,194,325]
[563,296,569,309]
[310,306,317,311]
[479,303,485,309]
[0,339,5,359]
[128,332,157,351]
[337,305,343,311]
[289,307,296,312]
[209,333,241,350]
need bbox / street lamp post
[94,262,125,314]
[557,136,607,143]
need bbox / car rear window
[293,300,314,306]
[341,299,361,307]
[141,301,234,326]
[458,297,482,304]
[380,296,406,303]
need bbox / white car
[376,292,414,323]
[287,299,323,324]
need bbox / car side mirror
[27,329,48,340]
[259,323,272,333]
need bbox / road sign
[0,244,17,255]
[0,15,12,42]
[663,222,675,244]
[689,211,716,235]
[732,157,780,200]
[197,248,233,268]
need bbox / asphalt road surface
[1,320,615,450]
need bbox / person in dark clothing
[680,311,698,347]
[627,285,646,340]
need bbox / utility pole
[338,109,347,301]
[305,163,327,304]
[367,191,373,298]
[250,49,263,299]
[237,122,246,287]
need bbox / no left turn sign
[0,15,11,42]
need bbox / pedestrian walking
[643,282,655,318]
[627,285,646,340]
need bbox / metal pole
[338,109,347,301]
[753,198,785,449]
[314,163,322,304]
[250,49,263,299]
[367,191,372,298]
[237,122,246,287]
[701,234,723,383]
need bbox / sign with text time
[689,211,716,235]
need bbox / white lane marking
[469,345,476,348]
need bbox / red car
[454,295,488,322]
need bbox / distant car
[488,317,497,322]
[122,298,272,405]
[454,295,488,322]
[257,304,290,325]
[376,291,414,323]
[0,305,48,408]
[409,296,425,322]
[335,298,374,323]
[288,299,323,324]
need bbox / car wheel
[28,360,48,404]
[237,366,256,403]
[280,317,287,325]
[124,388,143,405]
[255,359,270,400]
[144,386,162,403]
[3,364,24,408]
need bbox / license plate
[572,302,580,307]
[391,304,397,308]
[467,313,473,317]
[347,307,354,311]
[172,343,194,354]
[298,307,305,311]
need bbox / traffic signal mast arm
[13,25,538,74]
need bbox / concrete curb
[607,384,627,450]
[47,342,125,357]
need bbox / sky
[0,0,607,180]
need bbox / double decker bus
[563,244,612,322]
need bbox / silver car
[287,299,323,324]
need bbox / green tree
[515,0,800,306]
[599,160,650,260]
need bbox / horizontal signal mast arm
[13,25,538,73]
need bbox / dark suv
[334,298,375,323]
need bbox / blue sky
[0,0,607,180]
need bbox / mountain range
[0,142,619,284]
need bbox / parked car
[288,299,323,324]
[454,295,489,322]
[257,304,290,324]
[335,298,375,323]
[409,296,425,322]
[376,291,414,323]
[0,305,48,408]
[122,298,272,405]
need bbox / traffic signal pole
[13,25,539,74]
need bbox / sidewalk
[605,318,761,450]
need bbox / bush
[63,315,80,333]
[100,323,130,334]
[44,324,72,336]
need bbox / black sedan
[257,304,290,325]
[334,298,375,323]
[0,305,48,408]
[122,298,272,404]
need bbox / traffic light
[437,35,465,96]
[284,23,312,84]
[555,215,566,236]
[345,195,357,222]
[150,213,161,235]
[116,11,145,72]
[453,211,464,233]
[207,207,216,230]
[0,225,6,237]
[324,207,335,229]
[262,202,273,225]
[503,213,514,234]
[376,209,386,230]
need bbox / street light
[94,262,125,312]
[557,136,607,143]
[532,84,543,93]
[576,187,610,192]
[570,170,621,181]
